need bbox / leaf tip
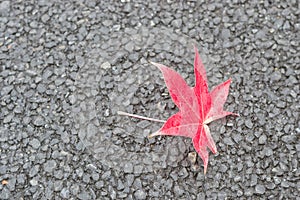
[147,132,156,138]
[147,134,154,139]
[148,131,162,138]
[203,163,208,175]
[150,61,164,70]
[149,61,155,65]
[194,45,199,54]
[231,112,239,117]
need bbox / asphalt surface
[0,0,299,199]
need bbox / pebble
[124,162,133,173]
[270,71,282,81]
[29,138,41,149]
[101,62,111,69]
[30,179,38,186]
[0,165,7,174]
[29,165,40,177]
[44,160,57,173]
[76,56,85,68]
[0,1,10,15]
[3,113,13,123]
[221,28,231,39]
[258,134,267,144]
[124,42,134,52]
[245,119,253,129]
[1,85,13,95]
[223,137,235,145]
[255,184,266,194]
[250,174,257,186]
[54,180,64,191]
[33,116,45,126]
[281,135,296,144]
[78,191,91,200]
[126,174,134,187]
[60,188,70,198]
[134,189,147,200]
[174,185,184,196]
[68,94,77,104]
[41,14,50,23]
[172,18,182,28]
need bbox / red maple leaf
[148,47,238,174]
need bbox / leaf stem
[117,111,166,123]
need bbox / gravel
[0,0,299,199]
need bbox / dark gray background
[0,0,299,199]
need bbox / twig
[117,111,166,123]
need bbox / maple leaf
[148,47,238,174]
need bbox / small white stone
[30,179,38,186]
[101,62,111,69]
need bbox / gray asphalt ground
[0,0,299,199]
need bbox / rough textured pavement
[0,0,299,199]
